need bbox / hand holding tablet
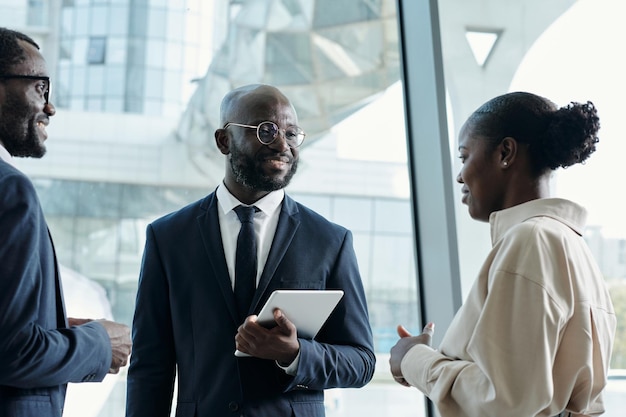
[234,289,344,357]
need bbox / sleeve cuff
[276,349,301,376]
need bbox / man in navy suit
[0,27,132,417]
[126,84,375,416]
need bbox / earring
[503,161,508,167]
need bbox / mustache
[259,151,295,163]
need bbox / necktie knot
[234,205,256,224]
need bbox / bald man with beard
[126,84,375,417]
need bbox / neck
[505,173,551,208]
[223,181,269,205]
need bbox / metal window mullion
[396,1,463,416]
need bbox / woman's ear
[499,137,517,167]
[215,128,230,155]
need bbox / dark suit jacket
[126,191,375,417]
[0,159,111,417]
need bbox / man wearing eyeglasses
[126,84,375,417]
[0,27,132,417]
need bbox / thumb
[397,324,412,338]
[421,322,435,345]
[422,322,435,336]
[273,309,296,334]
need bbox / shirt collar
[0,143,15,167]
[216,182,284,217]
[489,198,588,244]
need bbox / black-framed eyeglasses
[0,74,51,105]
[224,121,306,148]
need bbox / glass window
[70,65,86,96]
[374,200,411,233]
[61,6,74,35]
[74,6,90,36]
[147,8,167,39]
[86,65,105,95]
[73,37,89,64]
[164,41,183,67]
[106,37,127,65]
[144,68,164,99]
[90,5,108,36]
[105,97,124,112]
[105,66,126,96]
[333,197,373,233]
[109,5,129,36]
[87,36,107,64]
[146,39,165,67]
[27,0,48,26]
[166,10,184,42]
[313,0,381,28]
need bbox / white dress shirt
[216,183,301,374]
[216,183,284,289]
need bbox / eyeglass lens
[44,79,50,104]
[0,75,50,104]
[257,121,304,147]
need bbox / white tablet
[235,289,344,357]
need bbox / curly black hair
[0,27,40,75]
[465,91,600,175]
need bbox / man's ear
[499,137,518,167]
[215,128,230,155]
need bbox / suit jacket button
[228,401,239,411]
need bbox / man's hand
[235,309,299,364]
[389,322,435,387]
[97,320,132,374]
[68,317,92,327]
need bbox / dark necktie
[234,205,258,321]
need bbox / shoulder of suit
[0,162,35,194]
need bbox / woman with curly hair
[390,92,616,417]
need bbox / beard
[228,141,298,192]
[0,95,46,158]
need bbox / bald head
[219,84,297,126]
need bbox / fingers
[99,320,132,374]
[397,324,412,338]
[422,322,435,336]
[392,375,411,387]
[389,322,436,387]
[68,317,93,327]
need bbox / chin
[467,207,488,223]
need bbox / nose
[267,129,290,152]
[45,102,56,117]
[456,170,463,184]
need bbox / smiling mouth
[37,121,48,138]
[262,154,292,166]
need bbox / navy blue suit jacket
[126,191,375,417]
[0,160,111,417]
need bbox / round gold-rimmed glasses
[224,121,306,148]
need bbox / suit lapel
[196,193,240,324]
[252,195,300,312]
